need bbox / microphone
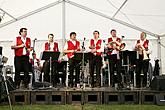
[121,36,125,39]
[82,37,86,50]
[34,38,37,40]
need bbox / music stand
[120,50,137,66]
[119,50,138,88]
[41,51,60,83]
[74,52,92,61]
[74,52,92,84]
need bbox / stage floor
[7,86,165,105]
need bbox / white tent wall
[0,4,62,41]
[161,37,165,74]
[116,0,165,34]
[0,0,164,73]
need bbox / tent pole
[157,36,162,74]
[0,0,62,28]
[62,0,66,50]
[160,34,165,37]
[112,0,128,18]
[66,0,159,38]
[0,8,17,20]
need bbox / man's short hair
[70,32,76,37]
[93,30,99,35]
[110,29,116,33]
[19,28,27,35]
[48,33,54,38]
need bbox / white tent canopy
[0,0,165,73]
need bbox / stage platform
[5,87,165,105]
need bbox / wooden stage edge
[3,87,165,105]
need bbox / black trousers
[109,59,122,86]
[14,55,30,87]
[89,55,102,87]
[43,61,59,85]
[56,61,67,84]
[136,55,149,87]
[68,58,81,86]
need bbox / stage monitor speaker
[150,75,165,91]
[156,94,165,105]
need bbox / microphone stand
[30,38,37,89]
[81,38,86,110]
[103,40,111,87]
[158,41,165,48]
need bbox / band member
[42,33,59,86]
[135,32,152,87]
[107,29,124,87]
[29,52,42,82]
[11,28,32,89]
[64,32,81,88]
[88,30,104,88]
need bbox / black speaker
[0,46,2,55]
[150,75,165,91]
[156,94,165,105]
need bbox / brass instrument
[135,43,149,60]
[107,41,125,53]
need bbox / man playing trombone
[135,32,152,88]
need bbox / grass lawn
[0,105,165,110]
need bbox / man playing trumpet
[135,32,152,88]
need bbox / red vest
[67,40,80,58]
[108,37,121,46]
[90,39,102,56]
[15,36,31,56]
[107,37,121,55]
[44,42,59,52]
[137,39,149,50]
